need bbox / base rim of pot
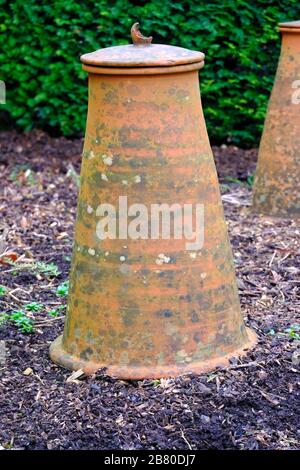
[49,328,257,380]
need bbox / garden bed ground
[0,130,299,450]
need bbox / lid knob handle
[131,22,153,46]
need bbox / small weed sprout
[247,173,255,187]
[25,302,43,312]
[48,305,65,317]
[56,281,69,297]
[268,324,300,341]
[0,312,9,327]
[223,174,255,188]
[10,310,34,333]
[35,262,60,278]
[285,324,300,341]
[0,285,7,296]
[151,379,161,386]
[3,260,60,279]
[224,176,244,185]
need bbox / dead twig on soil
[180,429,192,450]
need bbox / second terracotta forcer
[50,24,256,379]
[253,20,300,217]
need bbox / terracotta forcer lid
[81,23,205,68]
[279,20,300,31]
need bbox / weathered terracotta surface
[50,26,256,379]
[253,21,300,218]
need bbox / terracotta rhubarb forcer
[50,23,256,379]
[253,20,300,218]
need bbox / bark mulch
[0,130,299,450]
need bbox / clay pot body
[253,21,300,217]
[50,26,256,379]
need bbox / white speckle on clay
[155,253,171,265]
[87,205,93,214]
[88,248,95,256]
[120,256,126,262]
[134,175,141,183]
[200,272,207,280]
[105,251,109,256]
[189,252,197,259]
[102,154,113,166]
[122,180,128,185]
[77,246,81,252]
[89,150,95,159]
[101,173,108,181]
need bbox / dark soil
[0,130,299,450]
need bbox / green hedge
[1,0,300,146]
